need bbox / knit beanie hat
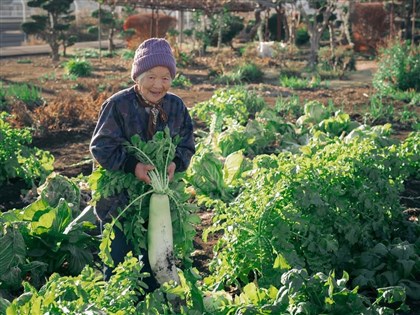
[131,38,176,81]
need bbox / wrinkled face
[137,66,172,104]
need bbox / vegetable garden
[0,21,419,315]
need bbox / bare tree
[298,0,336,70]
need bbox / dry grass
[31,91,107,135]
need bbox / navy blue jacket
[90,86,195,220]
[90,86,195,173]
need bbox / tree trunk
[329,23,337,70]
[50,42,60,62]
[308,26,321,70]
[108,28,115,52]
[301,2,335,71]
[287,8,299,46]
[341,1,354,46]
[50,13,60,61]
[257,13,264,42]
[63,44,67,58]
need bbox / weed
[16,59,32,64]
[39,72,57,83]
[213,71,242,85]
[6,83,43,106]
[64,58,93,77]
[214,63,263,85]
[75,48,100,59]
[400,106,419,125]
[120,49,135,60]
[97,84,107,93]
[275,95,303,119]
[172,74,192,88]
[236,63,263,83]
[364,94,395,124]
[177,51,194,68]
[280,75,322,90]
[373,41,420,94]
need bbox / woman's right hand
[134,162,155,184]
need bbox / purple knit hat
[131,38,176,81]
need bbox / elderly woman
[90,38,195,286]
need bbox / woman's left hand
[167,162,176,182]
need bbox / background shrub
[295,25,310,46]
[373,41,420,93]
[64,58,93,77]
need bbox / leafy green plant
[0,174,97,294]
[295,26,310,46]
[373,41,420,94]
[296,100,330,128]
[317,111,360,138]
[6,83,43,106]
[176,51,194,68]
[352,241,420,301]
[172,74,192,88]
[399,105,419,126]
[387,89,420,106]
[37,172,81,214]
[279,74,322,89]
[214,63,263,84]
[191,86,266,126]
[205,131,419,302]
[219,269,408,315]
[275,95,304,119]
[39,72,57,83]
[64,58,93,77]
[364,94,395,124]
[0,112,54,185]
[237,63,263,82]
[213,71,242,85]
[212,109,294,157]
[1,254,149,314]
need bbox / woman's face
[137,66,172,104]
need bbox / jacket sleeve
[173,105,195,172]
[90,100,131,171]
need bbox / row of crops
[1,85,419,314]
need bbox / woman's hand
[135,162,155,184]
[167,162,176,182]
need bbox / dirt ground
[1,50,418,283]
[0,52,390,182]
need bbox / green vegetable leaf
[99,222,115,267]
